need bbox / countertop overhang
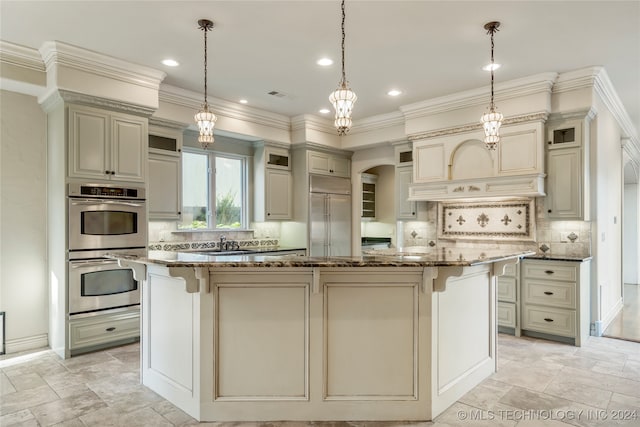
[108,247,536,268]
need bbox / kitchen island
[111,247,534,422]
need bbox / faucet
[219,235,227,251]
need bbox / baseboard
[5,334,48,354]
[594,297,624,337]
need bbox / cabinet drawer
[522,305,575,338]
[497,302,517,328]
[523,280,576,309]
[497,277,517,303]
[69,311,140,350]
[523,263,577,281]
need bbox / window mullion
[208,153,216,229]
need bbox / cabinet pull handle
[544,291,554,295]
[543,318,554,322]
[105,327,116,332]
[545,270,554,274]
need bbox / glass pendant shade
[329,83,357,136]
[480,109,503,151]
[195,106,217,149]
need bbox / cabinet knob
[111,171,116,175]
[545,270,554,275]
[548,141,552,145]
[412,212,415,215]
[548,209,552,213]
[543,318,554,322]
[105,170,110,175]
[330,169,334,173]
[105,327,116,332]
[178,211,181,215]
[267,213,271,216]
[543,291,554,295]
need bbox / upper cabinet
[68,104,147,183]
[254,144,292,221]
[394,143,417,220]
[148,127,183,220]
[409,121,545,201]
[544,114,591,220]
[308,151,351,178]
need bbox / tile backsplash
[398,199,591,257]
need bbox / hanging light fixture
[480,21,503,151]
[329,0,357,135]
[194,19,216,149]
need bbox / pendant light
[480,21,503,151]
[329,0,357,136]
[194,19,216,149]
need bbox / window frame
[180,147,249,230]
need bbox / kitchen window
[179,150,247,229]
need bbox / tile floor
[1,334,639,426]
[604,284,640,342]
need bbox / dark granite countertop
[523,253,592,262]
[108,247,535,268]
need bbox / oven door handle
[70,199,145,208]
[69,259,120,268]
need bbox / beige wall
[0,89,48,352]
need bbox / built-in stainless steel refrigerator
[309,175,352,256]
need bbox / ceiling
[2,1,639,135]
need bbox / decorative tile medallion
[438,199,535,241]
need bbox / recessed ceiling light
[317,58,333,66]
[319,108,331,114]
[387,89,402,97]
[482,63,501,71]
[239,99,248,104]
[162,59,179,67]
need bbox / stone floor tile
[544,377,612,409]
[498,386,573,411]
[51,418,86,427]
[0,408,36,426]
[432,402,517,426]
[86,371,164,413]
[59,350,116,372]
[9,372,47,392]
[573,347,629,365]
[459,378,513,410]
[1,371,17,395]
[82,406,173,426]
[0,384,60,415]
[490,362,557,392]
[30,390,107,426]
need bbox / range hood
[407,120,546,201]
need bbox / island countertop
[108,246,535,268]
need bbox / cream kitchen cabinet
[148,128,183,220]
[396,167,417,219]
[544,115,591,220]
[497,262,520,336]
[361,173,377,219]
[149,154,181,219]
[68,104,147,183]
[254,144,292,221]
[308,150,351,178]
[521,258,591,346]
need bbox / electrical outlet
[560,232,569,242]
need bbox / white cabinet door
[149,153,181,219]
[396,167,416,219]
[308,151,350,178]
[546,148,582,219]
[69,106,109,179]
[265,169,292,220]
[68,105,146,183]
[111,114,146,182]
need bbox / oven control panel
[68,183,145,200]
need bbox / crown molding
[0,40,45,72]
[349,110,405,134]
[39,41,166,91]
[291,114,335,134]
[38,88,156,116]
[400,72,558,120]
[593,68,639,145]
[407,112,548,141]
[553,66,601,94]
[148,116,189,130]
[290,141,353,156]
[160,84,291,132]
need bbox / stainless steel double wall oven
[67,183,147,317]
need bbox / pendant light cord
[199,20,213,107]
[487,24,498,111]
[340,0,346,86]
